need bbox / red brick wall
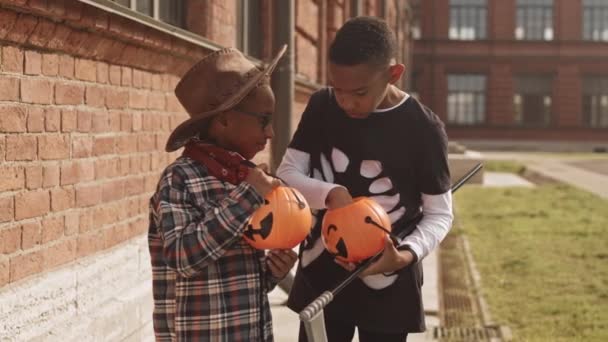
[186,0,238,48]
[0,0,411,287]
[0,0,213,286]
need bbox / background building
[0,0,410,339]
[412,0,608,151]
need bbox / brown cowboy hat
[165,44,287,152]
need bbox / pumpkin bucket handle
[289,187,307,209]
[364,216,400,245]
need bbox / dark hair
[329,16,397,67]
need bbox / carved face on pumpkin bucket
[321,197,392,263]
[244,186,312,250]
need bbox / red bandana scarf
[182,142,253,185]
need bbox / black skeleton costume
[277,88,453,333]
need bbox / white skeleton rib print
[306,147,404,289]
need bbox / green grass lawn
[453,183,608,342]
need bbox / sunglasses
[232,109,273,129]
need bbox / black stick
[300,162,484,321]
[451,162,484,192]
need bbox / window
[110,0,184,27]
[237,0,263,59]
[449,0,487,40]
[514,75,553,126]
[113,0,130,7]
[583,77,608,128]
[515,0,553,40]
[583,0,608,41]
[447,74,486,125]
[410,0,421,39]
[134,0,151,16]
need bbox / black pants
[298,320,408,342]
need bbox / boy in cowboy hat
[148,45,297,341]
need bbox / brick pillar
[419,0,434,39]
[556,0,582,41]
[490,0,515,40]
[432,64,448,122]
[434,0,450,40]
[554,65,582,127]
[488,64,514,125]
[416,62,433,105]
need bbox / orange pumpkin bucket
[244,186,312,250]
[321,197,392,263]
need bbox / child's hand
[358,237,415,277]
[266,249,298,279]
[246,164,281,197]
[325,187,353,210]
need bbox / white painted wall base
[0,235,154,342]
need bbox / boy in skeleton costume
[277,17,453,342]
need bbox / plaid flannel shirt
[148,157,280,341]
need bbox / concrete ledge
[483,172,535,188]
[457,139,608,153]
[448,151,484,185]
[0,235,153,342]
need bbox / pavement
[483,171,535,188]
[481,152,608,199]
[270,151,608,342]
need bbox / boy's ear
[388,64,405,84]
